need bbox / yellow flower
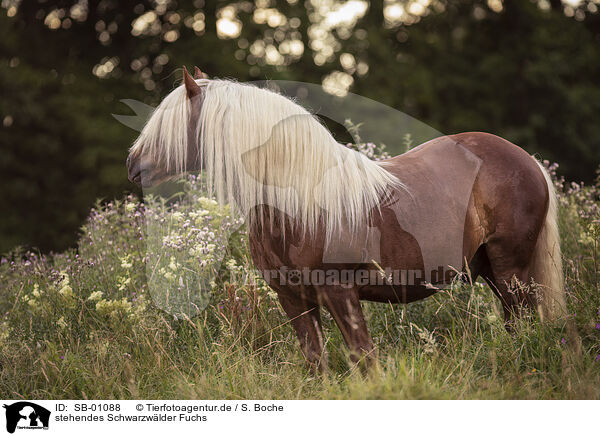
[96,298,132,318]
[120,256,133,269]
[226,259,238,270]
[0,322,10,345]
[199,197,218,208]
[59,285,74,298]
[57,316,68,329]
[164,271,175,281]
[117,276,131,291]
[88,290,103,302]
[486,313,498,324]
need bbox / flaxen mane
[132,79,401,240]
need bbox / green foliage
[2,1,600,252]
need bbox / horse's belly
[374,138,484,286]
[358,283,436,304]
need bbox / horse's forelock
[132,81,205,174]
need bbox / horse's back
[383,131,548,214]
[446,132,549,217]
[380,131,549,278]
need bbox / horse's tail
[530,159,566,321]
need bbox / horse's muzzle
[126,155,142,185]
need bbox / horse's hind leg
[484,235,539,328]
[317,285,375,367]
[277,292,326,372]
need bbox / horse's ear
[194,66,205,79]
[182,66,201,99]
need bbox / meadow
[1,141,599,400]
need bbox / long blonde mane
[133,79,400,239]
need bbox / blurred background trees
[1,0,599,253]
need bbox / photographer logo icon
[3,402,50,433]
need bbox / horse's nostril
[127,158,142,184]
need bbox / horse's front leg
[277,292,327,372]
[316,284,376,369]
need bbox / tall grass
[0,154,598,399]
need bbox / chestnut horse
[127,67,566,369]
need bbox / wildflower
[27,297,38,309]
[226,259,238,270]
[0,322,10,344]
[120,256,133,269]
[596,323,600,330]
[95,298,132,318]
[131,294,148,318]
[57,316,68,329]
[199,197,218,208]
[88,290,103,302]
[560,338,566,345]
[117,276,131,291]
[486,313,498,324]
[164,271,175,281]
[32,284,40,298]
[59,284,75,299]
[58,274,75,302]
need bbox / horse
[126,66,566,370]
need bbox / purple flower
[596,323,600,330]
[60,355,64,360]
[560,338,566,345]
[596,354,600,362]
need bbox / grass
[0,162,599,400]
